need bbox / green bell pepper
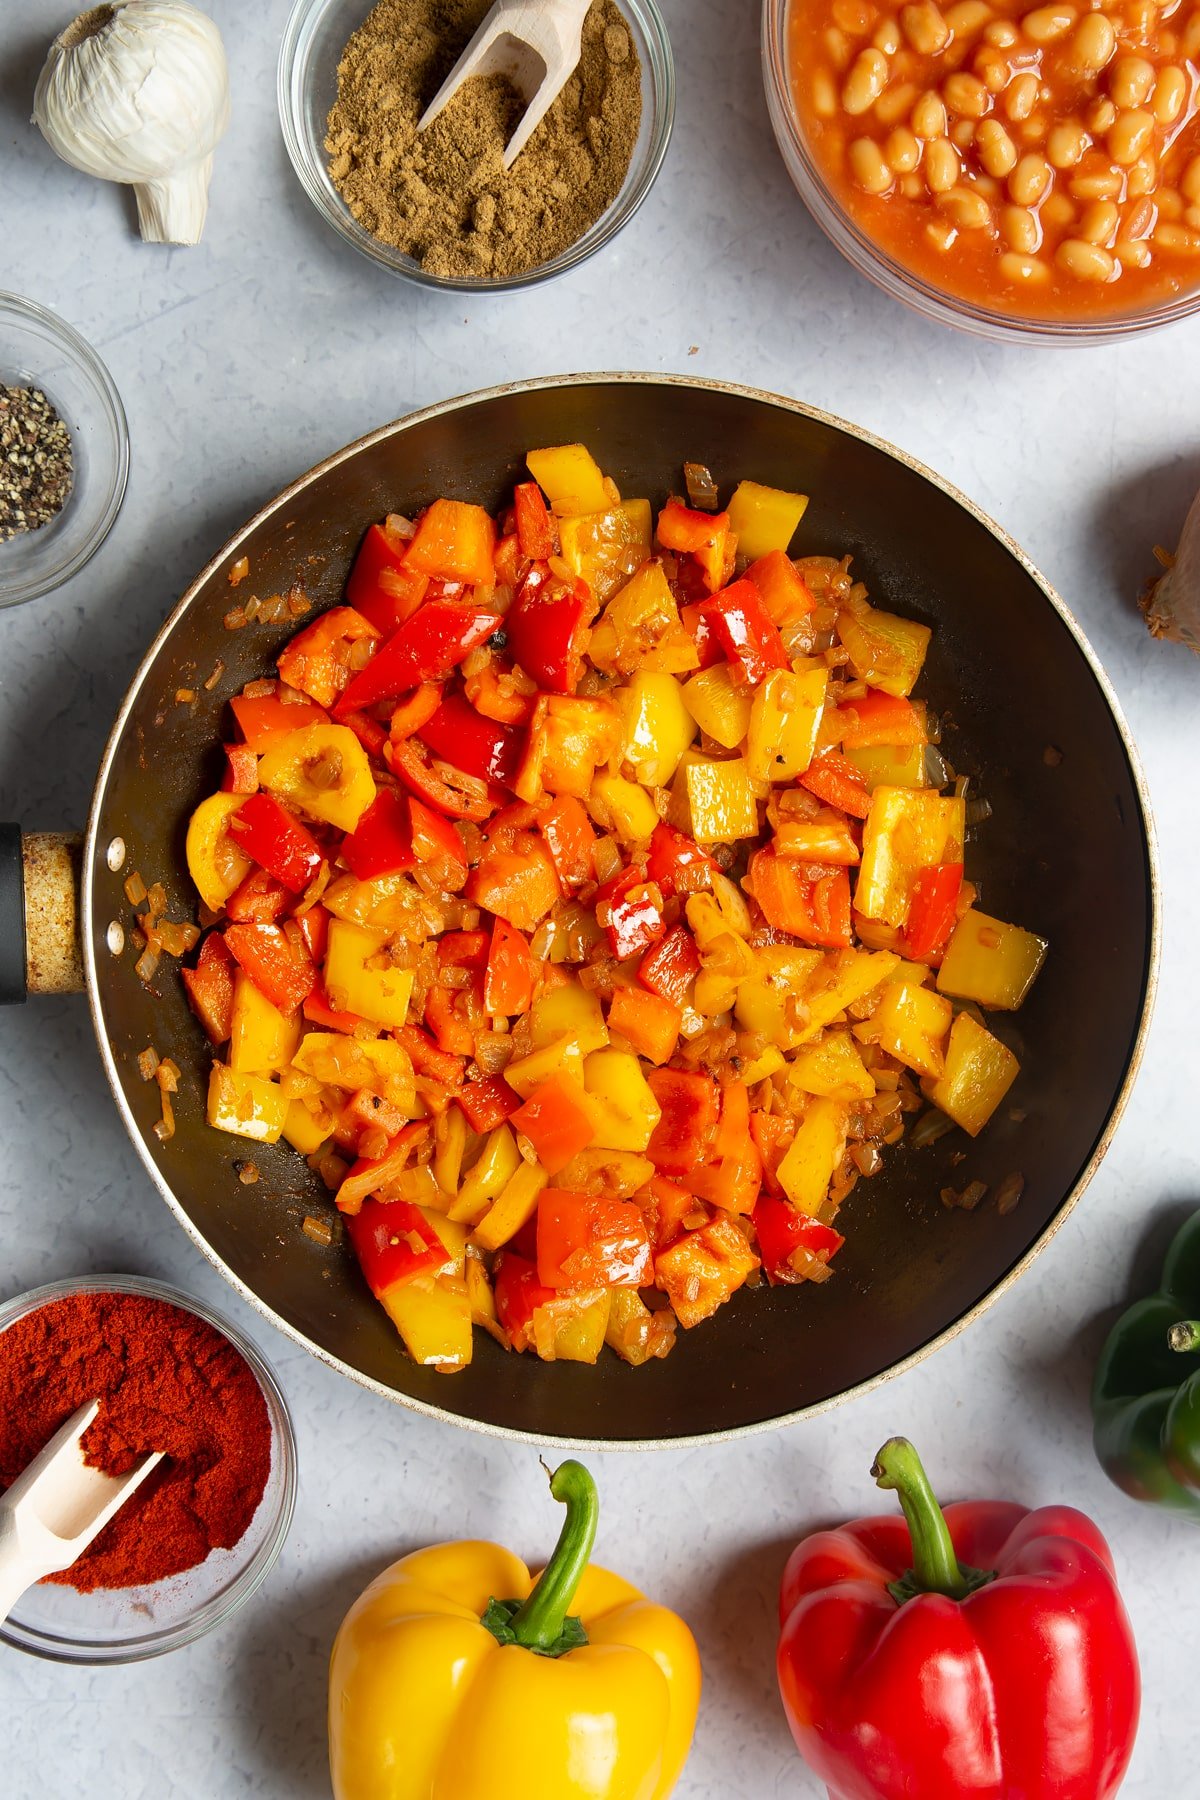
[1092,1208,1200,1519]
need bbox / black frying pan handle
[0,828,83,1002]
[0,825,26,1005]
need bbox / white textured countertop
[2,1,1199,1793]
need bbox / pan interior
[85,379,1154,1444]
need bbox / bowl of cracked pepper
[278,0,675,289]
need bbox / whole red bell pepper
[230,790,324,892]
[777,1437,1140,1800]
[335,602,502,715]
[699,578,789,685]
[419,692,524,784]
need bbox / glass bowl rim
[760,0,1200,346]
[0,290,130,606]
[277,0,676,293]
[0,1271,298,1665]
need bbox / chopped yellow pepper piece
[448,1125,522,1224]
[207,1062,288,1143]
[559,500,652,602]
[291,1031,416,1106]
[866,980,954,1079]
[473,1161,549,1251]
[787,1031,876,1100]
[617,671,697,787]
[531,985,609,1054]
[324,918,414,1028]
[589,772,660,843]
[925,1012,1020,1136]
[856,788,966,928]
[503,1033,586,1098]
[577,1049,662,1152]
[380,1275,473,1370]
[258,723,376,832]
[591,561,700,675]
[684,756,758,843]
[745,667,827,784]
[681,664,753,749]
[526,443,609,517]
[837,597,931,698]
[229,971,302,1077]
[844,743,928,791]
[937,909,1048,1011]
[185,792,253,912]
[735,945,824,1044]
[777,1098,849,1217]
[797,948,902,1042]
[726,479,810,561]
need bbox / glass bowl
[279,0,674,292]
[0,1275,297,1664]
[761,0,1200,345]
[0,294,129,607]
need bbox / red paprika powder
[0,1289,272,1592]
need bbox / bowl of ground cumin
[0,294,129,609]
[279,0,674,288]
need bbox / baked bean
[975,50,1013,92]
[943,71,990,115]
[911,88,948,136]
[951,118,977,146]
[812,70,839,117]
[1004,73,1041,121]
[1126,151,1157,198]
[943,0,993,33]
[901,172,925,197]
[977,117,1018,175]
[843,48,891,113]
[876,81,920,123]
[999,250,1050,279]
[1019,116,1048,143]
[1009,151,1052,204]
[983,19,1018,44]
[833,0,876,30]
[1154,221,1200,251]
[1079,198,1119,243]
[1086,97,1117,134]
[1128,0,1156,38]
[1157,187,1185,221]
[1056,237,1116,279]
[886,125,923,170]
[1001,202,1041,249]
[974,172,1001,197]
[1042,190,1076,227]
[1182,156,1200,205]
[1185,12,1200,59]
[1122,197,1156,240]
[937,184,993,226]
[825,26,853,67]
[900,1,951,53]
[925,134,961,188]
[1109,56,1155,110]
[1021,5,1077,44]
[1115,238,1151,267]
[1152,65,1187,125]
[1107,108,1155,167]
[874,17,903,54]
[925,218,960,250]
[1187,204,1200,230]
[1068,160,1122,200]
[1068,11,1115,71]
[1046,120,1088,168]
[849,135,895,191]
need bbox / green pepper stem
[872,1437,973,1600]
[1169,1320,1200,1353]
[508,1460,599,1652]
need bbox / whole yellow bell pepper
[329,1460,701,1800]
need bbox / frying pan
[0,375,1158,1446]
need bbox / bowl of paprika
[0,1275,297,1663]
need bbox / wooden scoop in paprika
[418,0,593,170]
[0,1399,164,1620]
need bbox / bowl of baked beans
[763,0,1200,340]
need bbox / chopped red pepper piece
[637,924,700,1008]
[646,1068,720,1175]
[799,750,872,820]
[230,692,328,752]
[511,1079,596,1176]
[646,823,715,897]
[389,683,445,743]
[752,1193,844,1285]
[409,796,468,878]
[345,523,429,635]
[388,734,499,822]
[494,530,523,590]
[345,1197,447,1297]
[395,1023,465,1088]
[536,1188,652,1290]
[505,566,587,695]
[678,598,722,669]
[457,1074,522,1133]
[424,986,476,1055]
[465,841,561,933]
[689,1081,762,1216]
[513,482,556,561]
[493,1251,556,1349]
[339,707,389,759]
[746,848,852,948]
[437,930,490,976]
[335,603,502,715]
[224,921,316,1013]
[404,498,497,587]
[829,687,924,749]
[903,862,964,962]
[303,980,364,1033]
[230,791,324,893]
[419,692,524,785]
[744,550,815,624]
[224,868,290,923]
[295,901,330,964]
[699,578,789,686]
[221,743,259,795]
[657,497,731,592]
[276,605,380,710]
[639,1174,699,1251]
[181,932,235,1044]
[483,917,536,1016]
[540,795,596,889]
[341,789,417,880]
[595,866,667,961]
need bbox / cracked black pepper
[0,385,74,543]
[325,0,642,280]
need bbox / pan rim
[81,370,1161,1449]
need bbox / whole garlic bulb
[34,1,230,246]
[1141,487,1200,656]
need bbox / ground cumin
[325,0,642,279]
